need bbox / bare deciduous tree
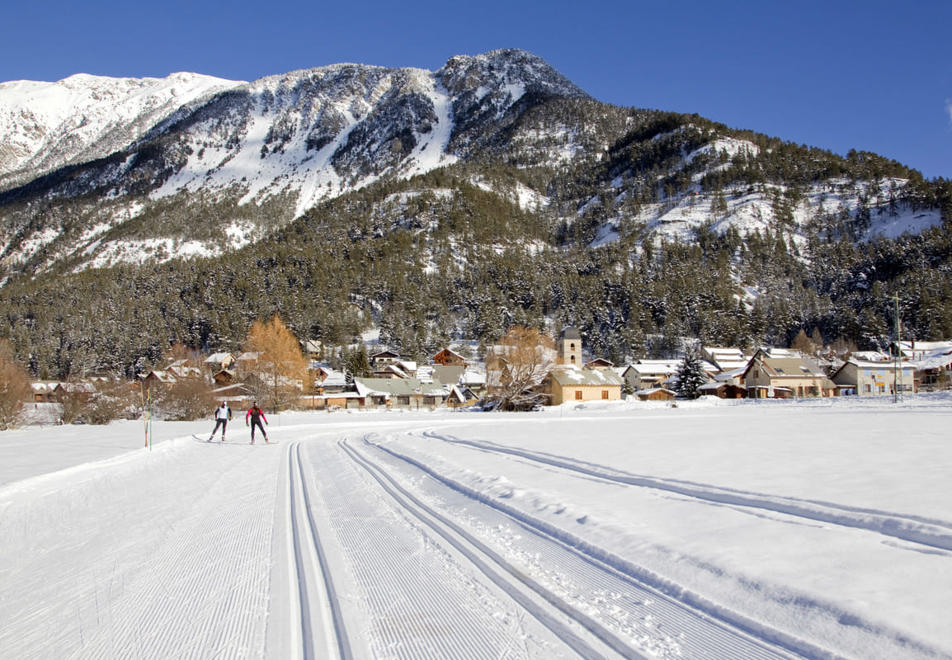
[485,327,555,410]
[0,340,31,430]
[156,377,215,421]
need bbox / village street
[2,398,951,659]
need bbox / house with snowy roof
[312,365,348,393]
[140,369,178,390]
[446,385,479,408]
[51,381,97,402]
[742,349,837,398]
[701,347,751,374]
[831,358,916,396]
[353,376,447,409]
[895,340,952,361]
[203,352,235,372]
[542,365,624,405]
[620,360,681,391]
[460,367,487,394]
[635,387,676,402]
[912,345,952,390]
[585,357,615,370]
[31,381,59,403]
[432,348,468,367]
[369,349,401,368]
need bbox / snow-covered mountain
[0,72,243,191]
[0,48,943,280]
[0,49,597,274]
[2,49,949,379]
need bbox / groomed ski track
[3,410,950,659]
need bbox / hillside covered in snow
[0,49,950,378]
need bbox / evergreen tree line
[2,165,950,381]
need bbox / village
[18,326,952,424]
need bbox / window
[601,390,609,400]
[574,390,583,400]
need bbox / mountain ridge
[0,49,950,379]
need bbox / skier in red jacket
[245,402,269,444]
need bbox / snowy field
[1,395,951,659]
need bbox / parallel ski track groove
[288,441,352,660]
[422,431,952,553]
[366,434,835,659]
[341,438,664,659]
[314,438,525,658]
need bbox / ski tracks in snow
[282,437,593,658]
[419,431,952,553]
[290,433,799,659]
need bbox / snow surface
[2,395,951,658]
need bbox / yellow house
[543,366,624,405]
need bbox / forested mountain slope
[0,49,950,378]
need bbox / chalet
[141,370,178,390]
[585,358,614,370]
[460,367,487,394]
[369,350,401,369]
[446,385,479,409]
[699,382,747,399]
[212,369,236,386]
[742,350,837,398]
[621,360,680,391]
[636,387,676,402]
[204,352,235,372]
[51,381,97,402]
[432,348,468,367]
[831,358,916,396]
[373,362,414,379]
[313,365,348,393]
[542,366,624,405]
[912,345,952,391]
[31,381,58,403]
[701,347,751,375]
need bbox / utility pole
[893,294,902,404]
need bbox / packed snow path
[2,399,951,658]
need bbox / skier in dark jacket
[208,402,231,442]
[245,402,269,444]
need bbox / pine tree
[675,348,708,399]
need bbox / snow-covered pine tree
[675,348,708,399]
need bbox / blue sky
[3,1,950,178]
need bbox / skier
[208,401,232,442]
[245,401,269,444]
